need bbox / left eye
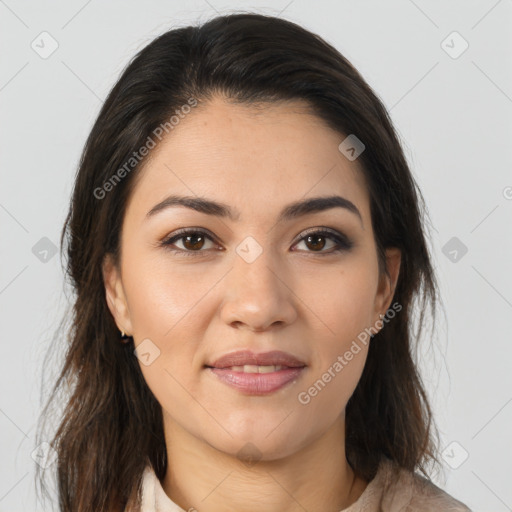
[161,228,352,255]
[162,230,218,252]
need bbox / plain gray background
[1,0,511,510]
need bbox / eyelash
[160,227,353,257]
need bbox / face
[103,96,400,461]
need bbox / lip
[205,350,307,396]
[207,350,306,369]
[207,367,305,395]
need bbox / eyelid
[163,227,218,242]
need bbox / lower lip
[207,367,305,395]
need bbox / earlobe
[102,254,133,336]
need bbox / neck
[161,415,368,512]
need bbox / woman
[36,12,472,512]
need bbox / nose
[219,244,298,332]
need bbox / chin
[201,423,312,463]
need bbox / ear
[373,247,401,322]
[102,253,133,336]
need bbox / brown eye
[293,229,353,254]
[181,233,206,250]
[161,229,217,255]
[304,233,327,251]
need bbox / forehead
[125,96,370,225]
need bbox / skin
[103,95,401,512]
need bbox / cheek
[122,251,215,339]
[121,252,215,396]
[299,258,378,344]
[295,261,376,408]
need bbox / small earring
[120,330,130,342]
[379,314,385,320]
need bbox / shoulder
[377,459,472,511]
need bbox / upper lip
[206,350,306,369]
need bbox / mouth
[204,350,307,395]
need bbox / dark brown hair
[36,12,440,511]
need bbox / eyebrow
[146,194,363,225]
